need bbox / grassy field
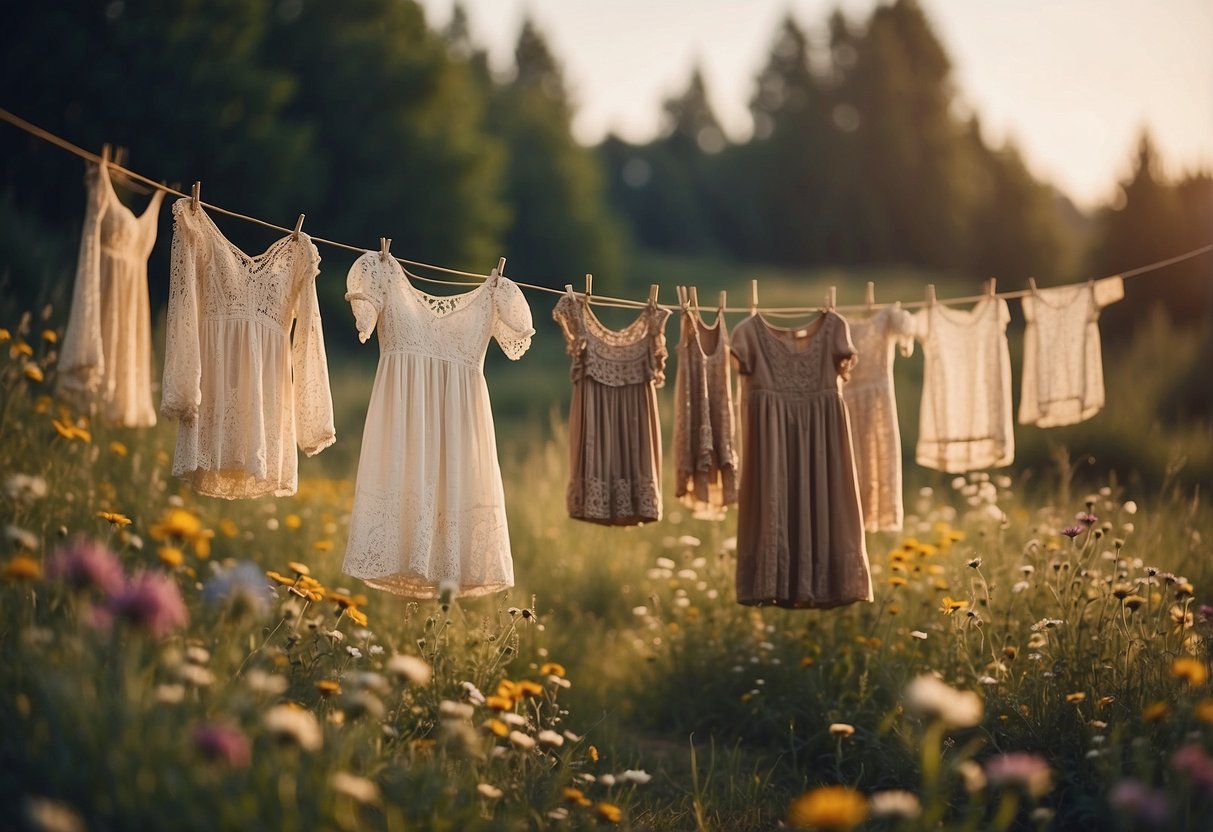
[2,284,1213,830]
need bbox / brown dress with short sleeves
[730,312,872,608]
[553,291,671,525]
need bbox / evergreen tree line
[0,0,1208,331]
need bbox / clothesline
[2,107,1211,318]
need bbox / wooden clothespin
[865,281,876,309]
[689,286,699,310]
[190,181,201,212]
[584,273,593,299]
[649,283,660,305]
[1028,277,1038,294]
[675,285,687,308]
[926,284,937,306]
[496,257,507,276]
[985,277,997,297]
[292,214,306,240]
[719,290,727,312]
[750,279,759,314]
[825,286,837,311]
[101,143,111,166]
[379,237,392,261]
[114,146,128,169]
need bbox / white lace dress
[1020,277,1124,427]
[342,254,534,598]
[913,297,1014,473]
[161,199,335,498]
[59,162,164,427]
[843,304,915,532]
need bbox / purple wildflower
[1076,512,1098,526]
[193,721,252,768]
[984,752,1053,797]
[1171,744,1213,793]
[46,537,125,594]
[1061,525,1084,539]
[105,570,189,637]
[1109,779,1170,828]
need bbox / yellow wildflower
[149,508,202,541]
[486,695,513,711]
[0,327,10,341]
[11,340,33,357]
[194,529,213,560]
[1172,657,1208,687]
[330,590,367,610]
[540,662,566,678]
[588,744,599,762]
[316,679,342,695]
[108,440,128,457]
[1065,692,1086,703]
[157,546,184,568]
[51,417,90,443]
[288,561,310,576]
[787,785,868,830]
[312,539,333,553]
[3,555,42,582]
[497,679,520,700]
[1142,701,1171,723]
[347,606,368,627]
[940,596,968,615]
[516,680,544,698]
[41,329,57,344]
[266,570,296,587]
[888,575,907,587]
[595,802,623,824]
[800,657,815,669]
[96,510,133,528]
[284,514,303,530]
[1123,595,1147,611]
[218,519,239,538]
[482,719,509,737]
[23,364,44,383]
[1097,696,1115,709]
[563,787,592,807]
[1194,699,1213,724]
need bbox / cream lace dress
[672,302,738,520]
[161,200,335,498]
[843,304,915,532]
[342,255,534,598]
[553,291,670,526]
[913,297,1014,472]
[59,162,164,426]
[1020,277,1124,427]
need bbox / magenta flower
[1109,779,1170,827]
[1061,525,1084,539]
[1076,512,1098,526]
[193,721,252,768]
[1171,744,1213,793]
[105,570,189,637]
[984,752,1053,797]
[46,537,125,594]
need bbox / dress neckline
[195,203,293,263]
[1028,281,1093,312]
[754,311,828,356]
[396,259,494,319]
[689,307,727,357]
[579,296,654,347]
[930,296,994,325]
[100,163,160,223]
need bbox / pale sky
[418,0,1213,210]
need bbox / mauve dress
[553,292,670,526]
[731,312,872,608]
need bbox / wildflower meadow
[3,304,1213,832]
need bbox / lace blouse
[553,291,670,525]
[913,297,1014,473]
[161,199,335,498]
[59,162,164,426]
[1020,277,1123,427]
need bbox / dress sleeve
[291,239,336,456]
[730,318,753,375]
[552,294,583,358]
[889,305,915,358]
[491,276,535,360]
[344,253,383,343]
[1093,276,1125,309]
[650,307,672,388]
[160,198,203,422]
[833,312,858,381]
[58,162,109,400]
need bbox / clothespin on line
[191,181,201,212]
[865,281,876,309]
[101,143,111,166]
[985,277,997,297]
[750,279,759,314]
[292,214,305,240]
[689,286,699,310]
[496,256,506,277]
[1028,277,1038,293]
[719,290,727,312]
[825,285,837,311]
[584,273,593,300]
[649,283,660,305]
[926,283,937,305]
[675,285,687,308]
[379,237,392,261]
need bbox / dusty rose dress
[553,291,670,525]
[731,312,872,608]
[672,302,739,520]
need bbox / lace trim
[567,475,661,525]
